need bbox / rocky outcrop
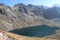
[0,3,60,31]
[0,3,45,31]
[43,7,60,19]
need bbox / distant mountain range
[0,3,60,31]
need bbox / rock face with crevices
[0,3,45,31]
[0,3,60,31]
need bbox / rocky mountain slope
[0,30,60,40]
[0,3,60,31]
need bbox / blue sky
[0,0,60,7]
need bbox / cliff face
[0,3,60,31]
[0,3,45,31]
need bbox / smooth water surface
[10,25,60,37]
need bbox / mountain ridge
[0,3,60,31]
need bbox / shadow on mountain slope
[9,25,60,37]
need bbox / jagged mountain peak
[13,3,27,7]
[0,3,11,9]
[0,3,60,31]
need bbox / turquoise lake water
[10,25,60,37]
